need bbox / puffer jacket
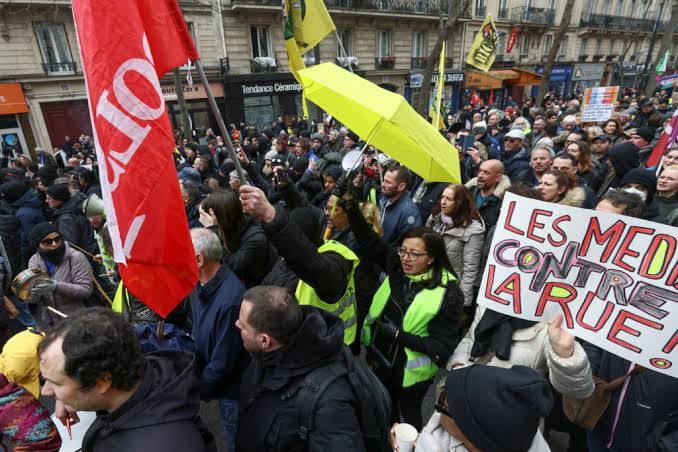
[449,306,549,373]
[28,243,93,324]
[426,216,484,306]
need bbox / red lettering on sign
[607,310,663,354]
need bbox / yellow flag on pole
[429,42,446,130]
[465,15,498,72]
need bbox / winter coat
[379,192,423,247]
[426,216,484,306]
[9,191,46,269]
[557,186,587,208]
[189,265,249,401]
[224,217,278,288]
[501,147,531,181]
[414,412,552,452]
[546,341,678,452]
[52,194,98,255]
[449,306,549,373]
[651,193,678,226]
[0,205,21,278]
[465,175,511,233]
[82,351,216,452]
[28,243,93,322]
[515,168,540,187]
[185,201,202,229]
[0,373,61,451]
[237,307,365,452]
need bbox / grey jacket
[28,243,93,321]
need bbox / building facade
[0,0,675,150]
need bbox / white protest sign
[581,86,619,122]
[478,193,678,378]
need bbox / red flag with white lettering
[506,28,518,54]
[72,0,199,317]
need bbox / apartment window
[412,31,426,57]
[587,0,597,17]
[603,0,611,14]
[250,26,271,58]
[558,36,568,57]
[519,35,530,59]
[496,32,505,56]
[377,30,392,57]
[498,0,508,18]
[475,0,486,16]
[35,23,75,74]
[580,38,589,56]
[543,35,552,56]
[595,39,602,56]
[336,28,353,57]
[609,40,616,55]
[549,0,555,10]
[615,0,624,15]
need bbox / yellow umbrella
[298,62,460,183]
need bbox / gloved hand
[377,320,400,341]
[30,279,58,297]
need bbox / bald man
[466,159,510,232]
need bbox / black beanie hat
[445,364,553,452]
[46,183,71,202]
[0,181,28,204]
[29,222,59,250]
[292,157,309,173]
[635,127,655,143]
[36,165,58,184]
[619,167,657,202]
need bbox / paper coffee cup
[395,423,418,452]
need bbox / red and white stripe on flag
[647,108,678,168]
[72,0,199,317]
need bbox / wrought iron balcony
[375,56,396,69]
[231,0,470,16]
[411,56,429,69]
[498,8,508,19]
[580,13,667,32]
[250,58,277,73]
[510,6,555,25]
[42,61,76,75]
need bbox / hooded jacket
[237,307,365,452]
[52,193,98,255]
[596,142,640,197]
[9,190,46,268]
[82,351,216,452]
[501,146,531,181]
[225,216,278,288]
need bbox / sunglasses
[503,137,518,143]
[40,236,62,247]
[434,390,454,419]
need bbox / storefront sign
[239,81,302,97]
[620,63,641,77]
[536,65,574,82]
[161,83,225,101]
[463,70,503,89]
[0,84,29,115]
[410,72,464,88]
[572,63,605,81]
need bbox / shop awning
[504,68,542,86]
[464,70,504,89]
[0,84,28,115]
[464,69,542,89]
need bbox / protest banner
[581,86,619,122]
[478,193,678,378]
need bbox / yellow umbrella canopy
[297,63,461,183]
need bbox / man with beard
[27,223,93,328]
[465,159,509,233]
[379,165,422,247]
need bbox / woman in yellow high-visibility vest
[343,196,464,430]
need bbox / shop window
[250,26,272,59]
[34,23,75,75]
[377,30,392,58]
[244,96,278,129]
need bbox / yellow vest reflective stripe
[295,240,359,345]
[363,270,456,388]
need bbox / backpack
[293,346,392,452]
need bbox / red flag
[506,28,518,54]
[72,0,199,317]
[471,90,481,107]
[647,109,678,167]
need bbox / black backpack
[293,346,392,452]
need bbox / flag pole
[194,59,248,184]
[335,31,354,74]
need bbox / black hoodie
[237,307,365,452]
[52,193,98,254]
[82,351,216,452]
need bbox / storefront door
[0,127,28,158]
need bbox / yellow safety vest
[295,240,359,345]
[363,270,456,388]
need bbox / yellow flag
[465,15,498,72]
[429,42,446,130]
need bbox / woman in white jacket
[426,184,484,307]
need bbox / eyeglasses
[397,247,428,259]
[40,236,62,247]
[434,390,454,419]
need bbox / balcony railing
[375,56,396,69]
[475,5,486,17]
[580,13,667,32]
[510,6,555,25]
[250,57,277,73]
[42,61,76,75]
[578,54,589,62]
[411,56,429,69]
[232,0,471,16]
[336,56,360,68]
[498,7,508,19]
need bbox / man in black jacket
[39,308,215,452]
[236,286,365,451]
[46,183,97,254]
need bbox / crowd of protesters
[0,85,676,452]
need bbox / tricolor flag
[72,0,199,317]
[647,108,678,168]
